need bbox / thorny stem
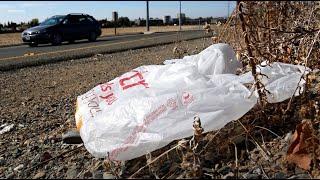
[231,142,239,179]
[238,1,264,104]
[255,125,281,138]
[217,3,238,42]
[129,143,180,178]
[237,119,272,161]
[285,29,320,112]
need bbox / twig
[255,125,280,138]
[238,1,264,104]
[285,29,320,112]
[237,119,272,161]
[260,165,270,179]
[231,141,239,179]
[217,3,239,42]
[129,144,180,179]
[255,24,319,34]
[27,144,84,171]
[199,129,221,154]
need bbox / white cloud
[7,9,25,13]
[20,3,44,7]
[20,2,63,8]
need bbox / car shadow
[34,38,112,48]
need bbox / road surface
[0,30,211,71]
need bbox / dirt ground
[0,37,212,179]
[0,25,206,47]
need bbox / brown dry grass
[0,25,206,46]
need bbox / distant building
[177,13,186,24]
[112,11,118,22]
[172,18,179,25]
[177,13,186,19]
[163,15,171,25]
[135,18,144,26]
[211,17,227,24]
[134,17,163,26]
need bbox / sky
[0,1,237,24]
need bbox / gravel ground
[0,37,212,178]
[1,37,319,179]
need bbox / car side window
[63,16,79,25]
[71,16,79,24]
[62,18,69,25]
[87,17,94,22]
[78,16,87,25]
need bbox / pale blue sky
[0,1,236,24]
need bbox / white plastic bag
[75,43,306,161]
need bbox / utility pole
[146,1,150,32]
[112,11,118,36]
[179,1,182,31]
[114,21,117,35]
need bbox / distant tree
[29,18,39,27]
[0,23,3,32]
[98,19,108,28]
[10,22,17,32]
[117,17,130,27]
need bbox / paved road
[0,30,211,71]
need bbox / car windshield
[40,16,66,26]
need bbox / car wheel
[29,43,38,47]
[88,32,97,42]
[52,33,62,46]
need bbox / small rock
[217,166,232,175]
[57,166,65,172]
[44,161,54,170]
[284,132,292,142]
[288,174,310,179]
[274,172,286,179]
[0,157,5,166]
[31,154,41,165]
[243,173,260,179]
[14,164,24,171]
[13,148,22,158]
[103,172,116,179]
[0,124,14,135]
[33,171,46,179]
[62,130,83,144]
[40,152,52,162]
[5,172,14,178]
[93,170,104,179]
[66,165,78,179]
[253,168,262,175]
[222,172,234,179]
[24,139,31,146]
[83,171,93,178]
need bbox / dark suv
[22,13,102,47]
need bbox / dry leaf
[286,120,319,170]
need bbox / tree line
[0,16,227,33]
[0,19,39,33]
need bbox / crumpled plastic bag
[75,43,306,161]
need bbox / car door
[78,15,91,39]
[60,15,82,40]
